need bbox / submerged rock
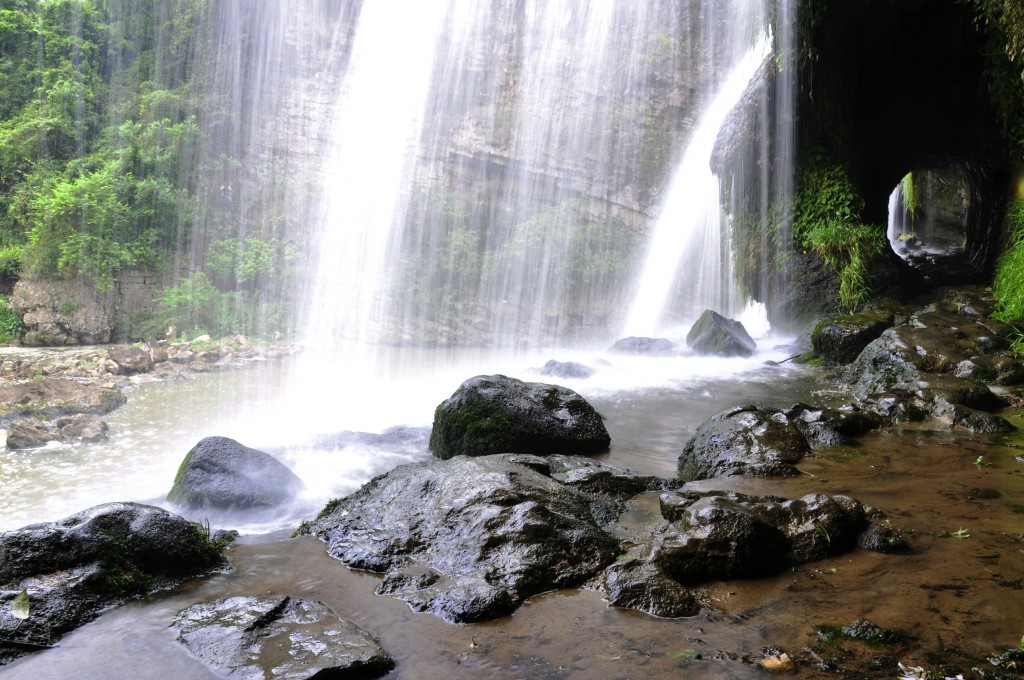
[678,405,811,481]
[685,309,756,357]
[300,454,620,623]
[173,595,394,679]
[166,436,304,513]
[538,358,595,379]
[0,502,228,665]
[608,336,676,355]
[428,374,610,460]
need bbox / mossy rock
[429,374,610,460]
[811,311,894,365]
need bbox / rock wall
[11,270,168,346]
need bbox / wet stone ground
[3,422,1022,679]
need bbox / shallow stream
[1,344,1023,678]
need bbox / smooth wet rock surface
[173,595,394,679]
[678,404,811,480]
[0,502,227,664]
[167,436,304,513]
[428,374,610,460]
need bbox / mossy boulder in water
[428,374,610,460]
[167,436,303,513]
[0,502,229,665]
[678,404,811,481]
[685,309,756,357]
[811,310,895,364]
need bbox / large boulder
[685,310,756,357]
[0,502,229,665]
[0,378,126,421]
[678,404,811,481]
[173,595,394,679]
[300,454,621,623]
[166,436,304,513]
[428,374,610,460]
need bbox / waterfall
[622,33,772,336]
[288,0,788,351]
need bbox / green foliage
[10,588,29,620]
[793,162,885,313]
[992,198,1024,324]
[900,172,919,222]
[0,296,25,343]
[0,243,23,279]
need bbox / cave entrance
[886,166,975,282]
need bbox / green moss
[429,396,516,460]
[791,351,824,366]
[815,619,910,647]
[166,447,195,504]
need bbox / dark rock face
[0,502,227,665]
[608,336,676,355]
[428,374,610,460]
[0,378,126,421]
[607,489,872,617]
[678,405,811,481]
[5,420,62,449]
[685,310,756,357]
[173,595,394,679]
[301,454,620,623]
[166,436,304,513]
[812,311,895,364]
[538,359,595,379]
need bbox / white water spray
[623,33,772,337]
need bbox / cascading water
[0,0,799,534]
[622,33,772,337]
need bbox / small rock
[608,336,676,355]
[685,310,756,357]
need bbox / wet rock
[107,345,152,375]
[603,489,872,617]
[677,405,811,481]
[56,414,109,443]
[145,341,169,364]
[812,311,894,364]
[785,403,883,446]
[0,378,126,421]
[173,595,394,679]
[5,419,61,449]
[538,359,595,379]
[166,436,303,513]
[0,502,228,665]
[603,560,701,618]
[608,336,676,355]
[685,309,756,357]
[428,374,610,460]
[929,400,1015,433]
[857,524,910,553]
[545,454,680,524]
[300,454,620,623]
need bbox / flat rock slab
[173,595,394,680]
[0,378,126,421]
